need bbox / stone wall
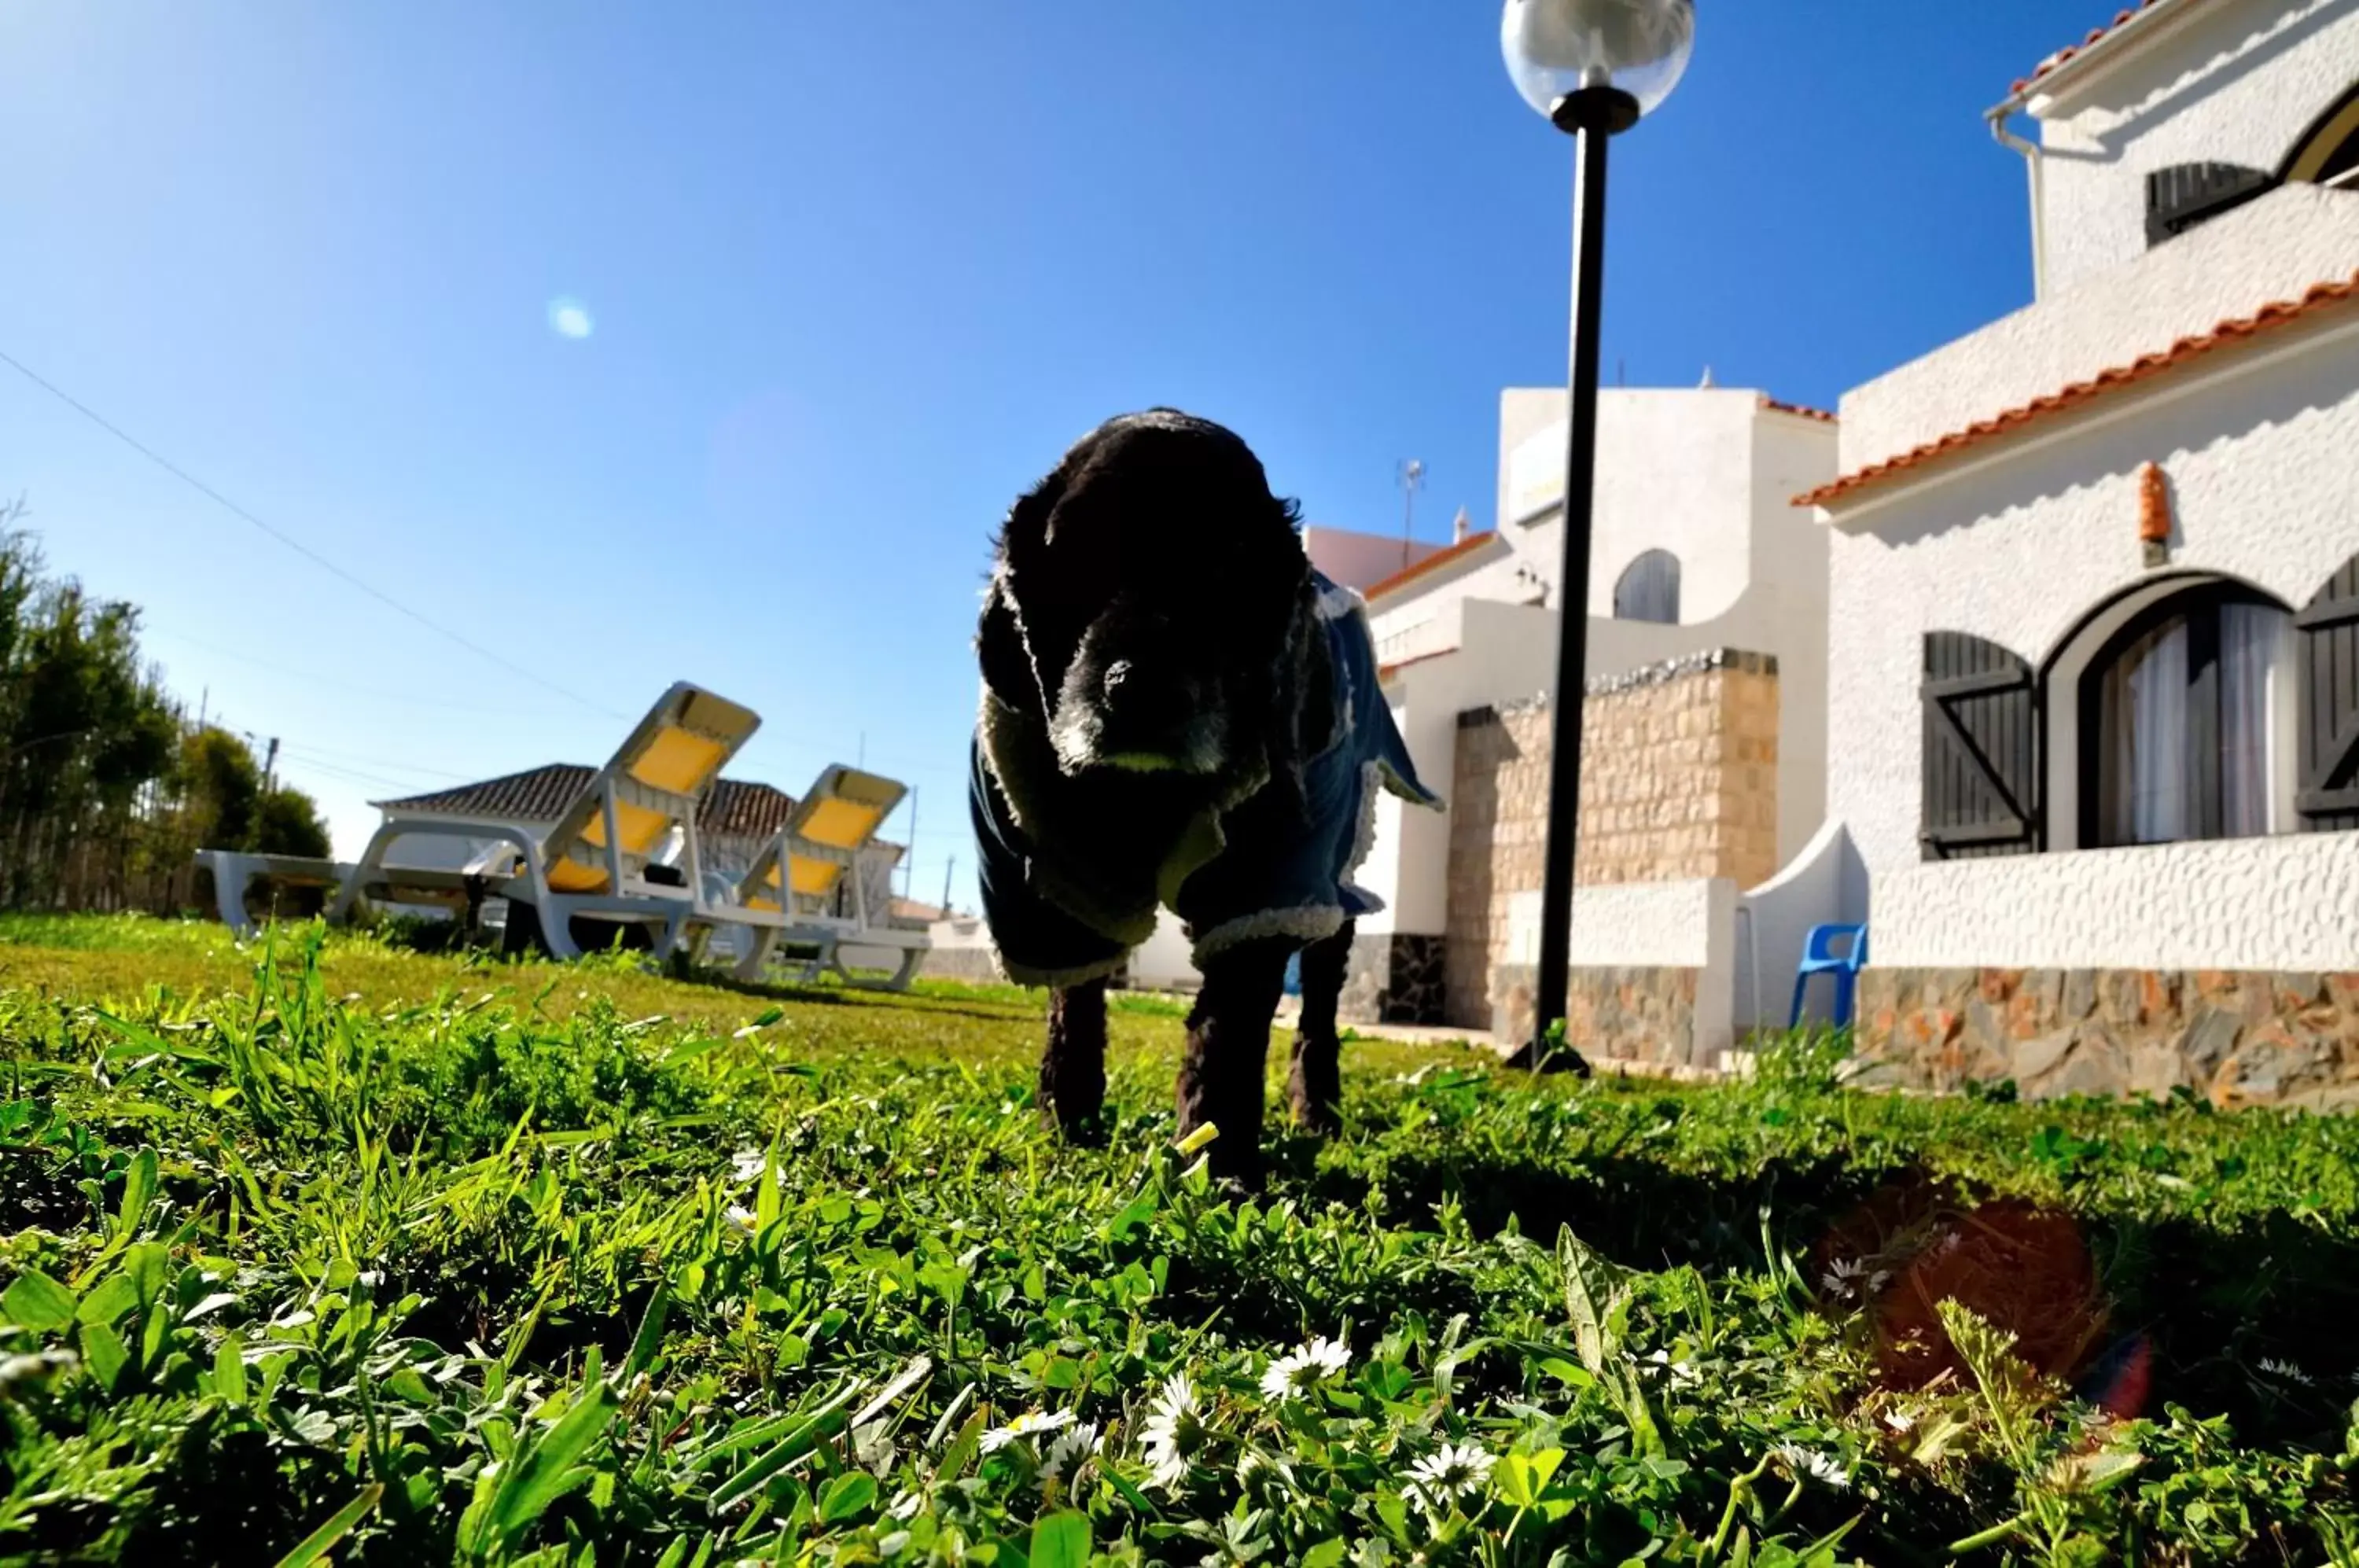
[1489,964,1703,1065]
[1443,650,1779,1029]
[1858,967,2359,1110]
[1338,933,1447,1026]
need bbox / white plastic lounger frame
[329,681,761,960]
[697,764,930,990]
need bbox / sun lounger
[328,682,760,959]
[689,764,930,989]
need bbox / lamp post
[1500,0,1694,1074]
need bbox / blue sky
[1,3,2081,915]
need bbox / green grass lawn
[2,913,2357,1566]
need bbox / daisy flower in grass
[1408,1442,1496,1517]
[981,1408,1075,1453]
[1039,1421,1101,1482]
[1259,1336,1352,1402]
[1139,1374,1209,1493]
[1772,1443,1849,1489]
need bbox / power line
[0,345,629,722]
[142,626,524,717]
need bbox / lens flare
[547,298,594,340]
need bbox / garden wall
[1443,650,1779,1038]
[1859,967,2359,1109]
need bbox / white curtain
[2218,602,2289,837]
[2101,617,2189,845]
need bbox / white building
[1306,386,1840,1031]
[1799,0,2359,1104]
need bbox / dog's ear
[977,575,1036,713]
[979,471,1066,716]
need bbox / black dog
[969,410,1442,1185]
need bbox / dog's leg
[1176,940,1291,1188]
[1041,979,1110,1147]
[1287,919,1353,1137]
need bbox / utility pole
[1396,458,1425,572]
[902,786,918,900]
[940,854,954,919]
[261,736,279,794]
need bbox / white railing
[1374,614,1457,668]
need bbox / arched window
[2081,583,2295,847]
[1612,550,1680,624]
[2285,79,2359,189]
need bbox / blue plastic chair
[1789,923,1868,1030]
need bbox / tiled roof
[376,764,593,823]
[1760,396,1838,423]
[375,764,796,840]
[701,778,795,839]
[2011,0,2191,94]
[1797,268,2359,509]
[1365,528,1503,601]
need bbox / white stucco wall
[1838,184,2359,476]
[1823,274,2359,970]
[1496,388,1771,624]
[2029,0,2359,296]
[1875,836,2359,970]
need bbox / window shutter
[1921,631,2041,859]
[2296,553,2359,830]
[2145,162,2276,246]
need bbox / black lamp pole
[1525,83,1639,1077]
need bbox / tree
[0,499,333,911]
[252,787,331,859]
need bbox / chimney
[1452,506,1470,545]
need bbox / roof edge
[1797,267,2359,510]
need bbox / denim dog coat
[971,573,1441,987]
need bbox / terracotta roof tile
[1364,528,1503,601]
[374,764,797,840]
[1377,648,1458,682]
[2011,0,2188,94]
[1797,268,2359,510]
[1760,396,1838,423]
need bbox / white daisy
[729,1147,768,1184]
[1772,1443,1849,1489]
[886,1488,926,1521]
[723,1204,758,1235]
[1643,1349,1701,1386]
[981,1408,1076,1452]
[1139,1374,1207,1493]
[1408,1441,1496,1517]
[1039,1420,1101,1482]
[1258,1336,1352,1402]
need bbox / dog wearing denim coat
[970,409,1441,1185]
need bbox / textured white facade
[1818,6,2359,978]
[1874,835,2359,971]
[2027,0,2359,295]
